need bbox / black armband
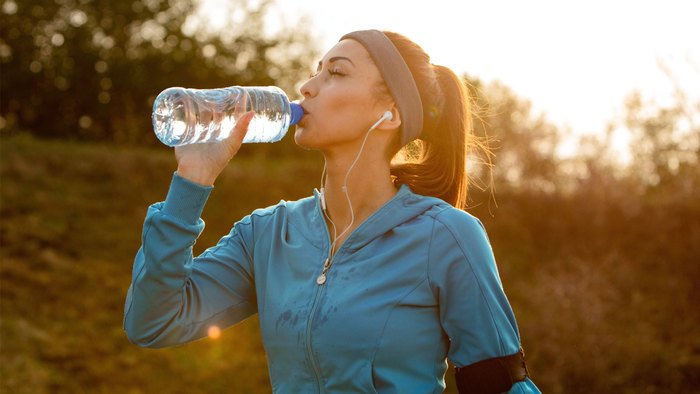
[455,347,529,394]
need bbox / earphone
[316,109,394,284]
[369,111,393,131]
[319,110,392,211]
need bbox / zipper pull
[316,258,331,285]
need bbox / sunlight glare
[197,0,230,31]
[208,325,221,339]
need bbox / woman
[124,30,540,393]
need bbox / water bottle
[151,86,304,146]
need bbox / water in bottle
[152,86,304,146]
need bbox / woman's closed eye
[328,67,344,76]
[309,67,346,78]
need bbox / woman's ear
[377,106,401,131]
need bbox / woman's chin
[293,127,317,150]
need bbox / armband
[455,347,529,394]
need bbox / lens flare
[207,325,221,339]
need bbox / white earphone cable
[317,111,391,282]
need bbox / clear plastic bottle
[151,86,303,146]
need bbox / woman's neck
[321,150,397,249]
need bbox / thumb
[226,111,255,146]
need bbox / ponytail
[385,32,480,210]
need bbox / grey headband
[340,30,423,146]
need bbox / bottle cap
[290,103,304,126]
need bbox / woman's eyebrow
[316,56,355,71]
[328,56,355,66]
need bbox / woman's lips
[296,106,309,126]
[298,104,310,125]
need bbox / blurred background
[1,0,698,393]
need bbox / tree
[622,89,700,191]
[0,0,318,144]
[465,77,562,194]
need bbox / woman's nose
[299,76,316,98]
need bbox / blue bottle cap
[290,103,304,126]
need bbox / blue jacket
[124,173,540,393]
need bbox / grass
[0,134,320,393]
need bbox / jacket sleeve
[123,173,257,348]
[428,209,540,393]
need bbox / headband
[340,30,423,146]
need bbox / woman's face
[295,39,392,150]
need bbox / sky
[200,0,700,156]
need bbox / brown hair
[382,31,485,210]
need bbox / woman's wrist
[176,164,219,186]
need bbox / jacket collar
[301,184,446,253]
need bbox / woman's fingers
[173,110,256,186]
[231,111,255,144]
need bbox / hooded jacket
[124,173,540,393]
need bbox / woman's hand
[174,111,255,186]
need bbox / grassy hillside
[1,134,698,393]
[0,134,323,393]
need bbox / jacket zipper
[306,195,333,393]
[305,279,325,393]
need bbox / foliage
[466,78,562,194]
[0,0,318,146]
[622,89,700,190]
[467,84,700,393]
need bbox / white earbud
[369,110,393,131]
